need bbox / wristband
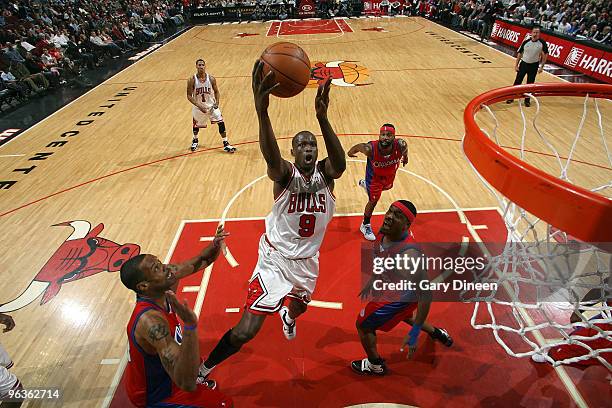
[184,324,197,331]
[408,324,422,346]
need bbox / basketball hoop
[463,83,612,369]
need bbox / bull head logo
[0,221,140,312]
[308,61,373,88]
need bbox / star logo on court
[362,27,388,33]
[235,32,258,38]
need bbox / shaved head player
[120,226,232,408]
[197,61,346,380]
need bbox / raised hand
[212,224,229,249]
[165,291,198,327]
[252,59,279,113]
[315,76,332,118]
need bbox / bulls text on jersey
[287,192,327,214]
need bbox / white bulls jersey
[192,74,216,108]
[265,162,335,259]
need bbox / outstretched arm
[347,142,372,158]
[315,77,346,179]
[174,225,229,280]
[252,60,292,183]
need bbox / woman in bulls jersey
[197,60,346,381]
[120,226,232,408]
[348,124,408,241]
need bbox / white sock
[282,309,295,325]
[198,363,214,377]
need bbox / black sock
[204,329,242,367]
[192,128,199,137]
[368,357,384,365]
[363,215,371,225]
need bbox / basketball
[260,42,311,98]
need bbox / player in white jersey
[0,313,22,407]
[186,59,236,153]
[198,60,346,379]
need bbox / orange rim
[463,83,612,243]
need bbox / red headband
[392,201,416,223]
[380,125,395,135]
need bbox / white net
[463,88,612,370]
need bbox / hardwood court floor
[0,17,609,407]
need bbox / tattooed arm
[136,305,199,391]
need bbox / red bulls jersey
[365,140,403,184]
[125,296,183,408]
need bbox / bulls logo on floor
[0,221,140,312]
[308,61,372,88]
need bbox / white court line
[199,236,214,241]
[100,359,121,365]
[225,308,241,313]
[309,300,343,310]
[266,21,277,37]
[182,286,201,293]
[0,154,25,157]
[472,225,488,230]
[194,264,214,318]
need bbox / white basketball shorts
[246,234,319,314]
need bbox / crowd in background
[0,0,186,109]
[191,0,611,45]
[429,0,610,44]
[1,0,609,110]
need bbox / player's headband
[380,125,395,135]
[392,201,416,223]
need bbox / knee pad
[218,121,226,134]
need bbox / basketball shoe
[351,358,387,376]
[223,141,237,153]
[360,223,376,241]
[191,138,199,152]
[430,327,453,347]
[279,306,296,340]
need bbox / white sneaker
[223,143,237,153]
[358,179,368,195]
[360,223,376,241]
[191,138,199,152]
[279,306,296,340]
[350,358,387,375]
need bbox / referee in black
[506,26,548,107]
